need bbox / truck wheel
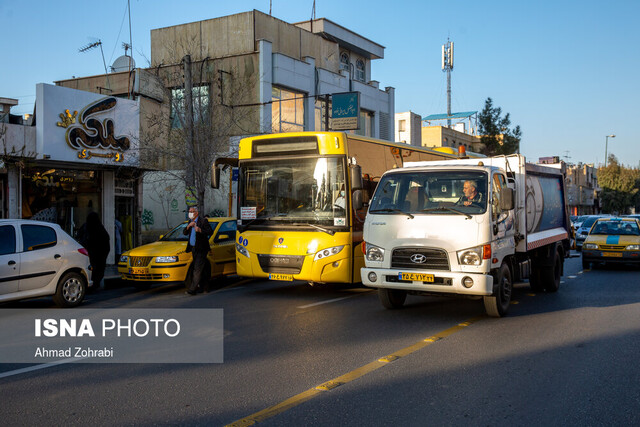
[378,288,407,309]
[484,263,512,317]
[542,248,562,293]
[53,272,86,308]
[528,265,544,292]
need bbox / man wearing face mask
[183,206,213,295]
[334,184,346,209]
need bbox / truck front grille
[391,248,450,271]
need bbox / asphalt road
[1,253,639,426]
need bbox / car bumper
[361,267,494,296]
[118,262,190,282]
[582,250,640,264]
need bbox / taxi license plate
[602,252,623,257]
[269,273,294,281]
[129,267,147,275]
[399,272,434,282]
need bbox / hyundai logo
[410,254,427,264]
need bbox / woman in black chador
[80,212,110,291]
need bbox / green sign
[331,92,360,130]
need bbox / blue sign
[331,92,360,130]
[232,168,239,182]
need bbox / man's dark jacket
[183,216,213,253]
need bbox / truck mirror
[500,188,514,210]
[350,165,363,190]
[211,165,221,189]
[352,189,364,211]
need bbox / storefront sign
[331,92,360,130]
[36,83,140,166]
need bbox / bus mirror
[500,188,514,210]
[352,189,363,211]
[211,166,221,189]
[350,165,363,190]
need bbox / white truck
[361,154,571,317]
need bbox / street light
[604,134,616,167]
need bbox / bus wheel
[484,263,512,317]
[378,288,407,309]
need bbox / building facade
[566,163,599,216]
[394,111,422,146]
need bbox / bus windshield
[369,171,488,215]
[238,156,347,227]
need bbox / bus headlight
[457,247,482,265]
[236,243,250,258]
[365,243,385,262]
[314,245,344,261]
[583,243,598,250]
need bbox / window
[398,120,406,132]
[170,85,210,129]
[491,173,507,220]
[355,59,365,82]
[0,225,16,255]
[272,87,305,133]
[353,110,374,137]
[215,221,237,243]
[340,52,350,72]
[21,225,57,251]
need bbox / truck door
[491,173,515,243]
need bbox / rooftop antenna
[269,0,272,15]
[79,39,111,90]
[442,39,454,128]
[311,0,316,32]
[563,150,571,163]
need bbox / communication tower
[442,40,454,127]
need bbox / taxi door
[209,220,237,276]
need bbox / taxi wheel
[53,272,86,308]
[378,288,407,309]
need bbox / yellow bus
[214,131,472,284]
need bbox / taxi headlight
[457,246,482,266]
[625,244,640,250]
[155,256,178,263]
[583,243,598,250]
[236,243,250,258]
[119,255,129,263]
[314,245,345,261]
[365,243,385,262]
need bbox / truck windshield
[238,156,347,228]
[369,171,488,215]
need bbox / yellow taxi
[581,217,640,269]
[118,217,237,288]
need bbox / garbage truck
[360,154,571,317]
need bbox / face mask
[188,212,195,220]
[340,191,345,197]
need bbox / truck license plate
[399,272,434,282]
[129,267,147,275]
[602,252,623,257]
[269,273,294,281]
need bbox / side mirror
[500,188,514,210]
[350,165,363,190]
[352,189,363,211]
[158,235,164,240]
[211,166,221,189]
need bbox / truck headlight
[236,243,250,258]
[314,245,344,261]
[365,243,385,262]
[155,256,178,263]
[625,244,640,250]
[457,246,483,266]
[583,243,598,250]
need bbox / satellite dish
[111,55,135,73]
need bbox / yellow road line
[226,315,485,426]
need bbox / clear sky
[2,0,638,167]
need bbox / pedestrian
[80,212,110,291]
[183,206,213,295]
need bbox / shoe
[185,290,197,296]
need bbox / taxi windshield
[591,221,640,236]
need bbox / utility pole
[442,40,454,128]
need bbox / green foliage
[478,97,522,156]
[597,155,640,214]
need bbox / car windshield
[160,221,219,241]
[582,216,599,229]
[369,171,488,215]
[591,221,640,236]
[238,156,347,228]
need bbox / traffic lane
[241,258,640,425]
[0,279,490,426]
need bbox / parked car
[0,219,91,307]
[118,217,237,288]
[582,217,640,269]
[575,215,604,250]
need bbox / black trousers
[91,257,106,288]
[189,250,209,292]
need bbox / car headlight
[155,256,178,263]
[457,246,483,266]
[365,243,385,262]
[119,255,129,263]
[314,245,345,261]
[625,244,640,250]
[583,243,598,250]
[236,243,250,258]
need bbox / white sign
[36,83,140,166]
[240,207,256,220]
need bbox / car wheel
[484,263,512,317]
[378,288,407,309]
[53,272,86,308]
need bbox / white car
[0,219,92,307]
